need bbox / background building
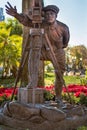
[0,8,5,21]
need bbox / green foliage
[79,94,87,106]
[77,126,87,130]
[44,90,55,100]
[69,45,87,66]
[0,78,15,87]
[0,19,23,77]
[6,18,23,36]
[0,94,10,105]
[0,94,17,106]
[62,92,87,106]
[44,61,54,72]
[80,70,87,85]
[62,92,80,104]
[80,78,87,86]
[44,72,55,86]
[44,72,81,86]
[64,76,81,85]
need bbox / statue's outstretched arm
[5,2,32,27]
[5,2,18,17]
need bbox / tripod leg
[11,51,29,101]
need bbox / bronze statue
[5,2,70,106]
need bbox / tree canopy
[0,19,23,77]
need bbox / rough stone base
[0,101,87,130]
[0,125,19,130]
[18,88,44,104]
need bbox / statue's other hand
[5,2,17,17]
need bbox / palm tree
[0,21,22,78]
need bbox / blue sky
[0,0,87,47]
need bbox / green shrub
[62,92,87,106]
[62,92,80,104]
[79,94,87,106]
[80,78,87,86]
[44,90,55,101]
[80,70,87,86]
[77,126,87,130]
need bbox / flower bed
[0,86,18,105]
[62,84,87,97]
[0,84,87,106]
[43,85,87,106]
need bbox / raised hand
[5,2,17,17]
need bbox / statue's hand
[5,2,17,17]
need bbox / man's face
[45,10,57,24]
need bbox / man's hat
[43,5,59,14]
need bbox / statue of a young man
[5,3,70,106]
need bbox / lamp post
[79,58,83,75]
[72,56,76,75]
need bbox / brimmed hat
[43,5,59,14]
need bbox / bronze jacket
[16,13,70,50]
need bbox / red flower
[74,91,82,97]
[0,87,18,99]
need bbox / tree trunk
[20,0,44,87]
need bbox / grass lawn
[0,72,81,87]
[44,72,81,86]
[64,75,81,85]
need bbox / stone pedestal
[18,87,44,104]
[1,101,87,130]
